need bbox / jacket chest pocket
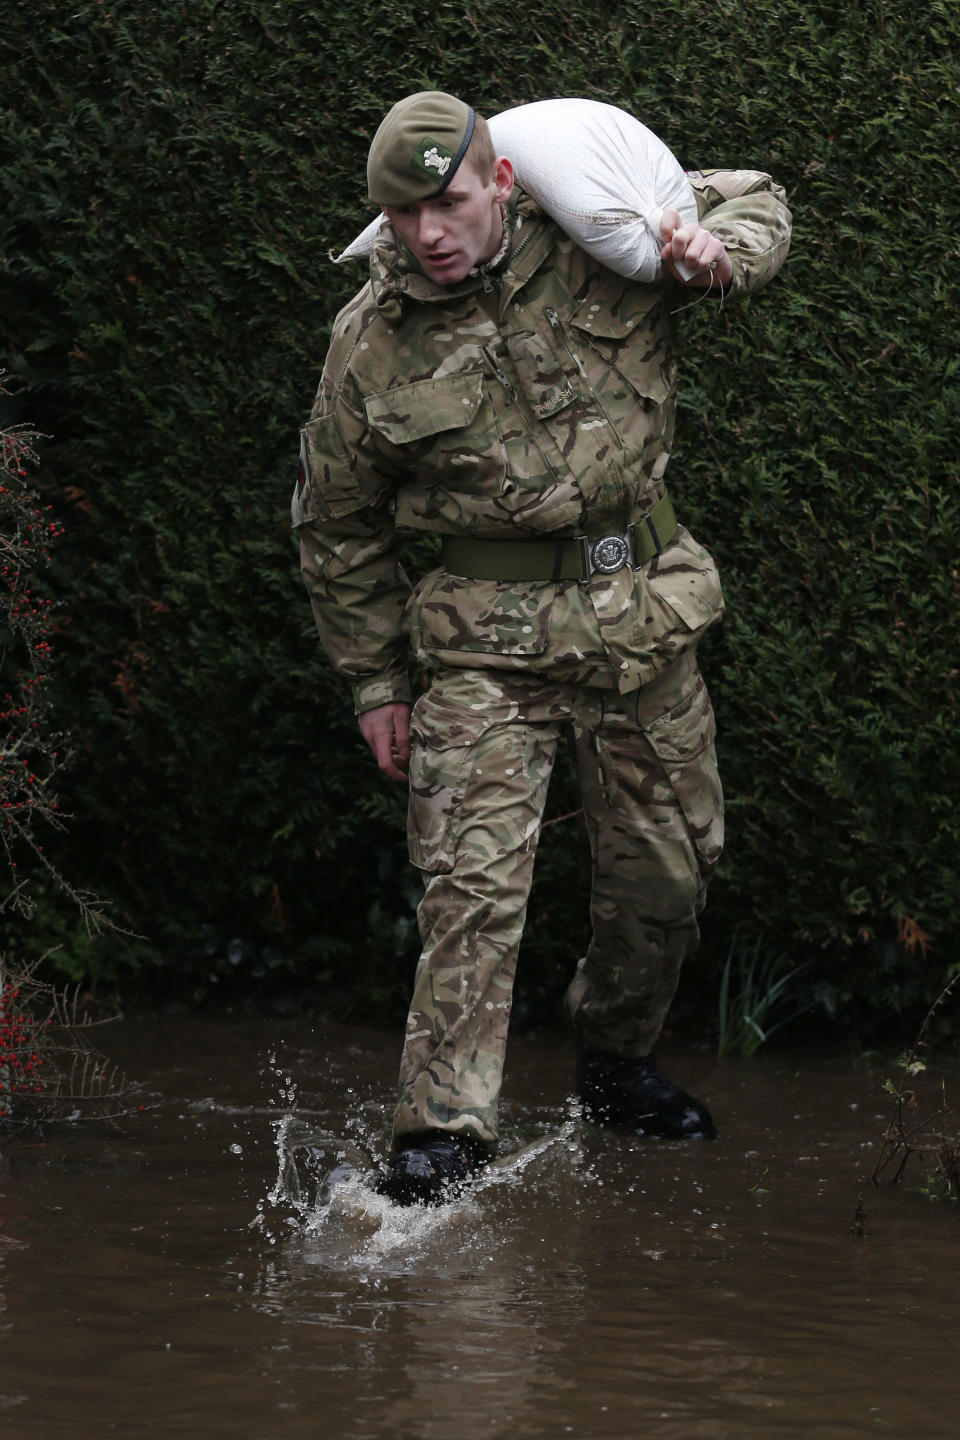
[569,285,676,411]
[364,370,506,493]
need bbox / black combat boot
[577,1044,716,1140]
[376,1131,488,1206]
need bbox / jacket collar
[369,188,552,317]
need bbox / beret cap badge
[413,138,454,179]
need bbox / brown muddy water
[0,1016,958,1439]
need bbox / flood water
[1,1014,958,1438]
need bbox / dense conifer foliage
[1,0,957,1035]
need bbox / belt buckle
[587,530,634,577]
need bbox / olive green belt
[441,491,677,582]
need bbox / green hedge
[1,0,957,1036]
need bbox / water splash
[251,1039,586,1267]
[252,1046,382,1243]
[253,1081,587,1271]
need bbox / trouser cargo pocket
[637,665,724,875]
[406,690,490,874]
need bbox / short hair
[464,113,496,183]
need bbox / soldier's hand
[659,208,733,289]
[358,702,412,784]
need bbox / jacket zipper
[544,305,623,450]
[481,344,559,480]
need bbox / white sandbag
[334,97,698,282]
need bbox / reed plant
[717,932,810,1057]
[871,972,960,1200]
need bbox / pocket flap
[569,287,661,341]
[646,532,725,633]
[365,371,485,444]
[410,690,489,750]
[297,413,369,520]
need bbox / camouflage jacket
[294,171,791,712]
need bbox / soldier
[294,92,791,1204]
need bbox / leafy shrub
[1,0,957,1036]
[0,379,109,934]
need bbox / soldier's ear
[494,158,514,203]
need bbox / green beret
[367,91,476,206]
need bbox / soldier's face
[382,157,514,285]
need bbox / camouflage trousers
[393,649,724,1150]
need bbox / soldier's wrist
[352,673,413,714]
